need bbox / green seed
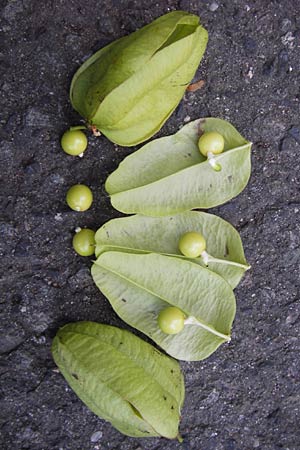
[179,231,206,258]
[157,306,185,335]
[66,184,93,211]
[198,131,224,157]
[73,228,95,256]
[61,129,88,156]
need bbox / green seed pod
[52,322,185,439]
[105,118,252,215]
[70,11,208,146]
[92,252,236,361]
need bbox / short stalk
[89,124,101,136]
[201,250,209,266]
[207,152,222,171]
[184,316,231,341]
[200,251,250,270]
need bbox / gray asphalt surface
[1,1,300,449]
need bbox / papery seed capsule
[70,11,208,146]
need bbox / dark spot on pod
[119,342,123,345]
[171,405,174,410]
[224,244,229,257]
[198,119,206,136]
[228,175,233,182]
[163,395,167,400]
[121,298,127,303]
[171,369,174,374]
[72,373,79,380]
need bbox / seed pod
[94,211,250,289]
[70,11,208,146]
[105,118,252,214]
[52,322,185,439]
[92,252,236,361]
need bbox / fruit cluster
[53,11,252,442]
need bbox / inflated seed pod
[52,322,184,440]
[70,11,208,146]
[92,252,236,361]
[94,210,250,289]
[105,118,252,214]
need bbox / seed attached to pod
[66,184,93,211]
[158,306,185,335]
[73,228,95,256]
[61,129,88,156]
[179,231,206,258]
[198,131,224,171]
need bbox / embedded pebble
[54,213,63,221]
[281,31,295,48]
[30,312,50,333]
[288,126,300,143]
[0,330,25,354]
[246,66,254,79]
[68,267,92,290]
[202,389,219,405]
[280,136,299,152]
[278,49,289,72]
[47,173,65,185]
[24,107,51,128]
[209,2,219,12]
[286,313,299,325]
[90,431,103,443]
[281,18,292,33]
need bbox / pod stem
[89,124,101,136]
[207,152,222,171]
[201,251,250,270]
[201,250,209,266]
[184,316,231,342]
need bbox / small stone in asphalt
[90,431,103,443]
[209,2,219,12]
